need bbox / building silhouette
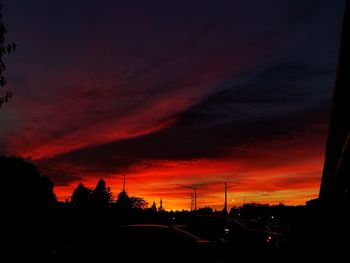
[319,0,350,206]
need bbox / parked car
[181,214,285,261]
[46,224,217,263]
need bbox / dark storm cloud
[39,165,83,187]
[182,62,335,118]
[37,59,336,185]
[1,0,344,190]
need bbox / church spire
[122,174,126,193]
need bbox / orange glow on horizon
[53,151,324,210]
[31,120,328,211]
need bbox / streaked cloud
[0,0,344,208]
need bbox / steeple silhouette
[159,198,163,211]
[122,174,126,193]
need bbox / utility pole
[224,181,228,214]
[190,193,194,211]
[177,184,198,211]
[194,187,197,211]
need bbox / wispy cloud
[0,0,344,208]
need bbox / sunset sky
[0,0,345,210]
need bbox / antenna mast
[122,174,126,192]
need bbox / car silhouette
[180,214,285,261]
[46,224,217,263]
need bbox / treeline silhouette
[2,155,349,262]
[1,155,169,260]
[1,155,151,211]
[70,179,149,211]
[2,155,307,231]
[0,155,289,217]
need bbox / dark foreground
[4,205,350,262]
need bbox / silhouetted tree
[150,201,157,212]
[130,196,148,209]
[71,183,92,208]
[115,190,131,211]
[115,190,148,211]
[0,156,57,209]
[0,4,16,109]
[91,179,112,208]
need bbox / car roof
[127,224,169,228]
[124,224,210,243]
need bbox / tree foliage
[115,190,131,210]
[0,156,57,209]
[0,4,16,88]
[91,179,113,208]
[71,183,92,208]
[150,201,157,212]
[130,196,148,209]
[115,190,148,211]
